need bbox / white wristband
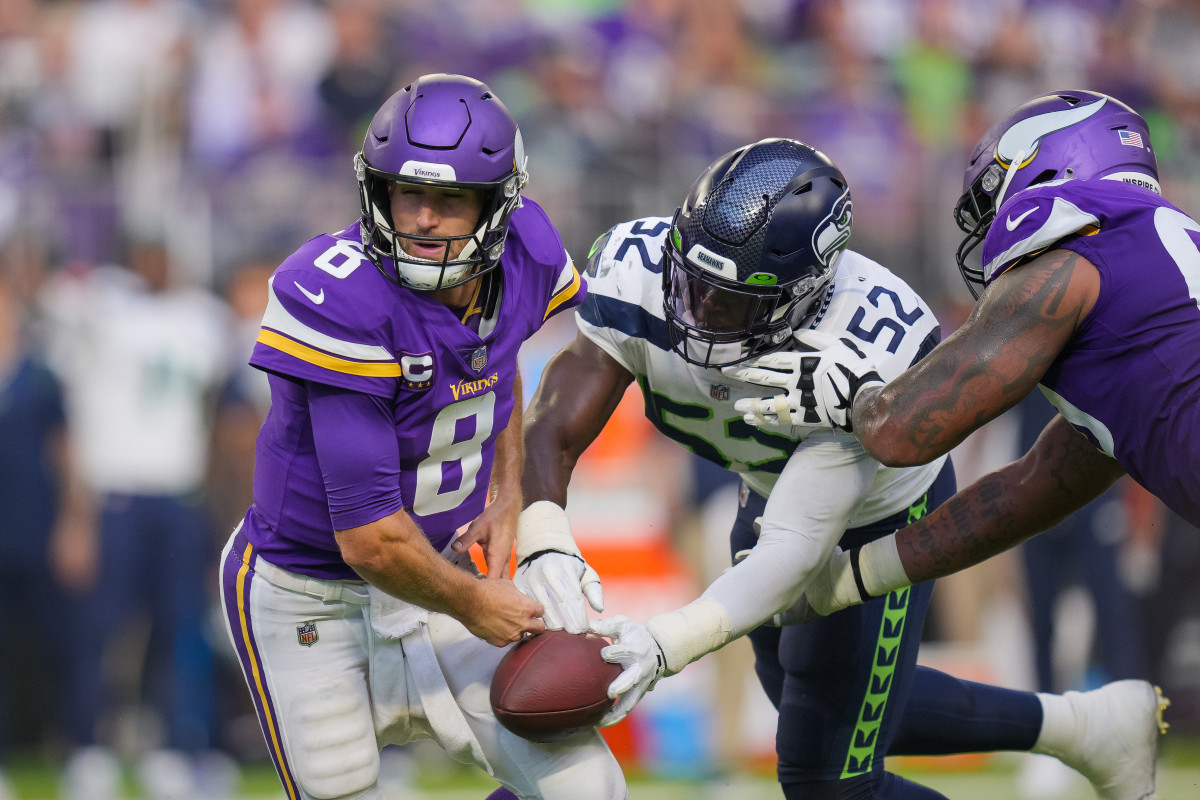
[645,598,733,676]
[515,501,581,563]
[856,534,909,597]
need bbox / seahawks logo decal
[812,187,853,266]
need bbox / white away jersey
[577,216,947,528]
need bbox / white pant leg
[218,535,382,800]
[426,614,628,800]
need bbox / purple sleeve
[307,381,406,530]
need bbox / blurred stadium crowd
[2,0,1200,797]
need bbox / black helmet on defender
[663,138,852,368]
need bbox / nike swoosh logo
[1006,207,1036,231]
[295,282,324,304]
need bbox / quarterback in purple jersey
[217,74,624,800]
[738,91,1200,627]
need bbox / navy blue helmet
[664,138,852,368]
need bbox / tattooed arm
[794,414,1126,616]
[852,249,1100,466]
[892,414,1125,582]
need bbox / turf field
[5,741,1200,799]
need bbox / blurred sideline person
[737,93,1199,649]
[521,138,1164,800]
[217,74,623,800]
[1015,393,1146,694]
[1014,392,1148,797]
[0,267,91,800]
[40,238,232,800]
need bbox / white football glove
[514,502,604,634]
[590,615,666,727]
[724,330,884,432]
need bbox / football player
[217,74,622,800]
[522,138,1166,800]
[738,91,1200,633]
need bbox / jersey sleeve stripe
[578,293,671,351]
[544,259,583,320]
[256,329,402,377]
[264,277,395,362]
[552,255,579,295]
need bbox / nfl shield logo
[297,621,318,647]
[471,346,488,373]
[711,384,730,401]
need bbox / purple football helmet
[354,74,528,290]
[954,90,1159,297]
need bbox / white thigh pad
[286,675,379,798]
[239,568,379,800]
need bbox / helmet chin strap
[994,148,1027,210]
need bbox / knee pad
[286,677,379,799]
[526,740,627,800]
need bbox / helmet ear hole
[1029,169,1058,188]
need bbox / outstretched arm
[853,250,1100,466]
[802,415,1127,616]
[307,380,545,646]
[522,331,634,505]
[514,331,634,631]
[891,414,1125,580]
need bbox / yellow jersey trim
[544,266,582,320]
[257,329,402,377]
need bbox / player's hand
[723,330,884,432]
[515,552,603,634]
[465,578,547,647]
[513,502,604,634]
[455,493,521,579]
[590,615,666,727]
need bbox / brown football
[489,630,621,743]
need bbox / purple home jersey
[244,200,584,578]
[982,179,1200,525]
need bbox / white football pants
[218,528,627,800]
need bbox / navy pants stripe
[731,460,1042,796]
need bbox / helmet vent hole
[1029,169,1057,187]
[482,146,501,155]
[1059,94,1082,105]
[481,92,493,100]
[791,184,812,196]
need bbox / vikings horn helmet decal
[954,90,1158,296]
